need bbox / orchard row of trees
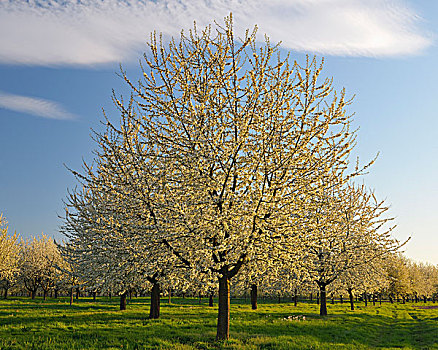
[1,224,437,309]
[0,218,64,300]
[0,17,431,341]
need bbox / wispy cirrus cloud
[0,0,433,66]
[0,91,76,120]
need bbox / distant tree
[334,255,389,310]
[386,254,411,302]
[0,214,20,298]
[0,214,19,279]
[290,182,404,316]
[19,234,60,300]
[61,187,150,311]
[61,149,184,315]
[406,260,437,302]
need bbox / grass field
[0,296,437,349]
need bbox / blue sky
[0,0,437,264]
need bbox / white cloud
[0,0,432,66]
[0,91,76,120]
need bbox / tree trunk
[4,287,8,299]
[209,293,214,307]
[331,294,334,304]
[69,288,73,306]
[372,294,376,306]
[250,284,257,310]
[364,292,367,307]
[76,287,80,299]
[54,289,58,299]
[216,274,230,340]
[168,288,172,304]
[294,288,298,307]
[340,295,343,304]
[198,292,202,304]
[43,290,47,301]
[93,291,96,302]
[389,295,393,304]
[149,282,160,319]
[424,296,427,303]
[310,293,313,302]
[317,292,320,305]
[319,283,328,316]
[120,292,127,311]
[347,288,354,311]
[31,289,37,299]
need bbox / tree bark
[389,295,393,304]
[209,293,214,307]
[31,289,37,299]
[120,291,127,310]
[76,287,80,299]
[93,291,96,302]
[216,274,230,340]
[319,283,328,316]
[294,288,298,307]
[43,290,47,301]
[250,284,257,310]
[347,288,354,311]
[69,287,73,306]
[340,295,343,304]
[364,292,367,307]
[4,287,8,299]
[54,289,58,299]
[149,282,160,319]
[317,292,320,305]
[168,288,172,304]
[310,293,313,302]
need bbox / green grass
[0,296,437,349]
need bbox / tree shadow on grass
[232,309,438,349]
[2,299,438,349]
